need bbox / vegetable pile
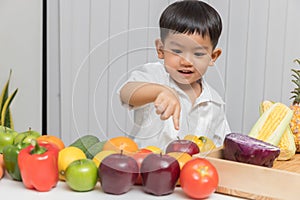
[223,100,297,167]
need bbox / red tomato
[180,158,219,199]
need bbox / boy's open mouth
[178,69,193,74]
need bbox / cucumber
[85,140,107,159]
[69,135,100,154]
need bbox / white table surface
[0,173,244,200]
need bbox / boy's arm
[120,82,181,130]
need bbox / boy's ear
[155,39,164,59]
[209,48,222,66]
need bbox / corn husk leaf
[1,88,18,129]
[0,69,12,118]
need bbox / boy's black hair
[159,0,222,49]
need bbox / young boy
[119,0,231,149]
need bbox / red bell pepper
[18,139,59,192]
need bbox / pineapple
[290,58,300,152]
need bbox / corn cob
[259,100,296,160]
[248,102,293,147]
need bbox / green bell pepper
[3,142,29,181]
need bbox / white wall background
[46,0,300,146]
[0,0,42,133]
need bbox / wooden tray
[198,148,300,200]
[273,155,300,173]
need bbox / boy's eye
[171,49,182,54]
[194,52,206,57]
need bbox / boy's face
[156,33,221,86]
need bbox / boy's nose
[180,55,193,67]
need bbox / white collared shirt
[118,62,231,150]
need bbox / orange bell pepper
[18,140,59,192]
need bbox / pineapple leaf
[290,94,300,103]
[292,80,300,88]
[0,69,12,119]
[292,74,300,80]
[1,88,18,128]
[291,69,300,79]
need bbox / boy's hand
[154,88,181,130]
[120,82,181,129]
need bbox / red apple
[140,153,180,196]
[99,152,139,194]
[131,151,152,185]
[165,139,200,156]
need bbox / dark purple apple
[165,139,200,156]
[99,152,139,195]
[140,153,180,196]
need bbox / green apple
[65,158,98,192]
[13,127,40,145]
[0,125,18,153]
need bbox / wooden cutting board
[203,149,300,200]
[273,154,300,173]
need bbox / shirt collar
[196,79,225,105]
[161,63,225,105]
[164,68,225,105]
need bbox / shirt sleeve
[213,104,231,147]
[128,62,166,83]
[116,62,167,109]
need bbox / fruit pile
[0,127,62,185]
[0,128,219,199]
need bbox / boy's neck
[176,80,202,104]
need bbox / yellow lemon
[144,145,162,154]
[58,146,86,181]
[167,152,193,185]
[92,150,116,167]
[167,152,192,169]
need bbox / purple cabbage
[223,133,280,167]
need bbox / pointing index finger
[172,106,180,130]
